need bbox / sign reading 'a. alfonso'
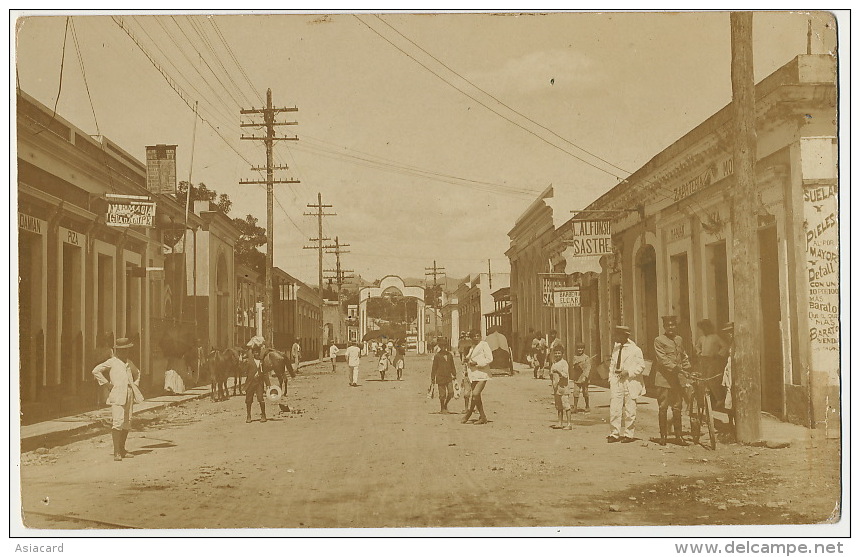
[566,220,613,256]
[106,194,156,227]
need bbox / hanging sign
[552,287,582,308]
[145,144,178,195]
[540,273,567,306]
[566,220,613,257]
[106,194,156,227]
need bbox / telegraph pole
[324,237,353,345]
[303,193,336,296]
[425,261,446,340]
[240,88,299,347]
[729,11,762,443]
[324,236,353,303]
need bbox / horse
[208,348,240,402]
[232,349,246,396]
[249,347,294,392]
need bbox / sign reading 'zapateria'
[566,220,613,256]
[106,194,156,227]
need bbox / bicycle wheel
[689,392,701,443]
[703,391,717,450]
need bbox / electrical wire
[69,17,117,194]
[375,14,633,178]
[354,15,628,181]
[31,17,70,137]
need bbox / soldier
[653,316,692,446]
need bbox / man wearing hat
[606,325,646,443]
[654,316,692,446]
[91,338,145,461]
[243,340,271,423]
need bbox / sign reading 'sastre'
[106,194,156,227]
[566,220,613,256]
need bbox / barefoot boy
[550,344,571,430]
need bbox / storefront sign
[61,228,81,246]
[18,212,44,235]
[541,274,568,306]
[672,157,734,203]
[669,222,687,242]
[146,144,178,195]
[552,287,582,308]
[106,194,156,227]
[804,183,839,364]
[565,220,613,257]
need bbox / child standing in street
[550,344,571,430]
[570,343,592,413]
[377,350,390,381]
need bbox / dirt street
[19,353,840,530]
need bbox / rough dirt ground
[19,353,841,530]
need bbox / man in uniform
[653,316,692,446]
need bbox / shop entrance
[19,232,42,403]
[636,245,659,360]
[707,241,730,329]
[670,252,693,354]
[758,226,784,415]
[60,242,83,394]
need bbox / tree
[233,214,266,274]
[176,181,232,214]
[174,181,266,273]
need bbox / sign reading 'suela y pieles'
[566,220,612,256]
[106,194,156,227]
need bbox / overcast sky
[14,11,838,286]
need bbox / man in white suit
[606,326,646,444]
[91,338,144,461]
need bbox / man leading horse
[243,336,295,423]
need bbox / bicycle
[686,371,718,450]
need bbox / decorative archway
[359,275,426,354]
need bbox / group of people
[606,316,733,446]
[429,331,493,424]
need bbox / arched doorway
[636,245,659,362]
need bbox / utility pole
[729,11,762,444]
[303,193,336,296]
[240,88,299,347]
[324,237,353,345]
[425,261,446,341]
[304,193,335,359]
[324,236,353,303]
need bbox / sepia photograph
[10,8,848,542]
